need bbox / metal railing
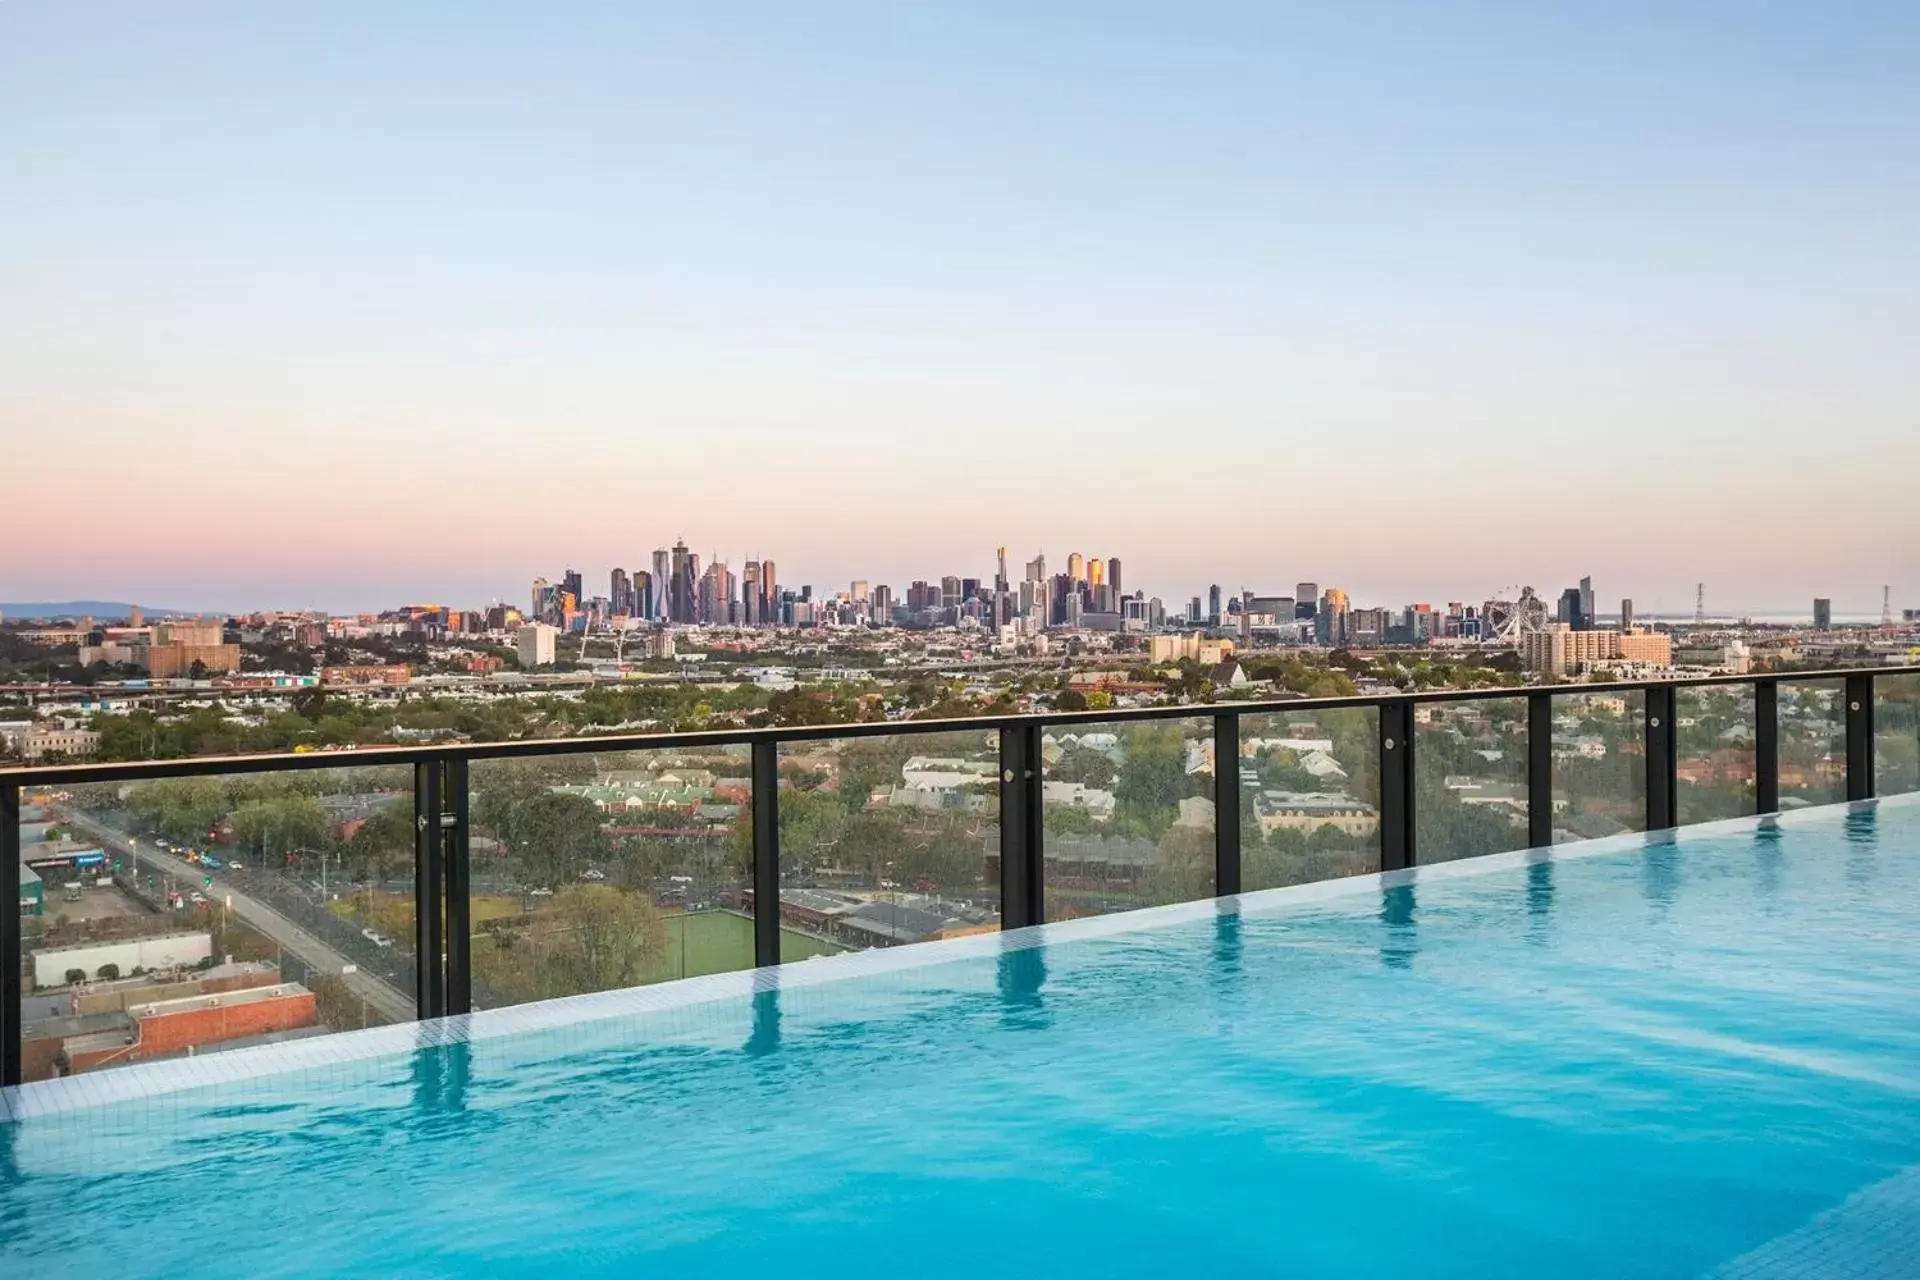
[3,663,1916,1086]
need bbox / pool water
[5,799,1920,1278]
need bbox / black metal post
[1645,684,1678,831]
[444,757,472,1015]
[413,759,445,1019]
[999,724,1043,928]
[1846,673,1875,802]
[1528,692,1553,849]
[1214,712,1241,896]
[752,741,781,968]
[1755,678,1779,814]
[1379,700,1414,871]
[2,781,21,1086]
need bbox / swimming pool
[5,797,1919,1278]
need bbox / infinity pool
[5,798,1919,1278]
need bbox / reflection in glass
[1676,686,1756,823]
[1779,681,1847,808]
[468,746,754,1010]
[777,730,999,953]
[1413,698,1529,862]
[1875,673,1920,797]
[1238,707,1380,890]
[1042,717,1214,920]
[1549,691,1645,843]
[17,764,413,1082]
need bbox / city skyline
[4,4,1917,611]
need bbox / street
[57,808,416,1025]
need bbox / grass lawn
[649,910,844,982]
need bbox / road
[57,809,416,1025]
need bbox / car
[202,856,223,870]
[361,928,383,943]
[580,869,606,881]
[189,892,208,906]
[370,933,394,949]
[528,887,554,898]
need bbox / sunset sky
[3,3,1916,615]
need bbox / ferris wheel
[1483,586,1550,645]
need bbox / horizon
[3,3,1916,610]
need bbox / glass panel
[1238,707,1380,890]
[777,730,999,955]
[467,746,754,1009]
[1779,680,1847,809]
[1043,717,1215,919]
[1550,691,1645,843]
[1414,697,1529,862]
[1875,673,1920,797]
[1676,685,1755,823]
[18,764,413,1083]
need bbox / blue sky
[2,2,1916,614]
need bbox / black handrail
[4,662,1916,1088]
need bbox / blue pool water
[5,799,1920,1278]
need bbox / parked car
[580,869,607,881]
[529,887,554,898]
[361,928,383,943]
[370,933,394,949]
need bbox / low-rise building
[1253,791,1380,839]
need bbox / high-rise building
[758,559,778,624]
[1557,586,1587,632]
[530,577,549,621]
[941,576,963,610]
[699,560,734,626]
[871,584,893,623]
[1188,596,1203,623]
[651,549,672,621]
[1814,597,1833,629]
[1025,553,1046,583]
[742,562,763,625]
[961,577,981,603]
[635,571,654,623]
[1108,557,1122,595]
[1579,576,1595,631]
[515,622,556,668]
[669,541,693,623]
[1067,553,1086,584]
[1207,584,1222,627]
[995,547,1009,594]
[1620,598,1634,632]
[850,580,869,603]
[610,568,632,617]
[1296,583,1318,609]
[561,569,583,609]
[1087,558,1105,589]
[1317,588,1350,646]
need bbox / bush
[129,966,147,978]
[95,963,120,980]
[64,968,86,985]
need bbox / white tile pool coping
[5,794,1912,1123]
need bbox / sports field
[649,910,843,982]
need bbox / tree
[64,968,86,985]
[481,886,668,1003]
[128,777,229,842]
[96,963,120,980]
[1054,688,1089,712]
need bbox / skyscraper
[610,568,631,617]
[1025,553,1046,583]
[995,547,1009,594]
[1067,552,1085,584]
[742,562,762,625]
[1208,584,1222,627]
[651,549,672,621]
[1814,597,1833,629]
[1620,598,1634,632]
[1108,557,1122,595]
[942,576,963,610]
[1558,586,1586,632]
[669,541,692,623]
[760,559,778,624]
[635,570,654,622]
[530,577,549,621]
[561,569,583,609]
[1579,576,1595,631]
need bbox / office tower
[1814,597,1833,629]
[610,568,631,617]
[669,541,692,623]
[1025,553,1046,583]
[530,577,549,621]
[1188,596,1202,623]
[1065,591,1085,627]
[851,580,869,603]
[995,547,1009,594]
[941,576,963,610]
[1087,558,1105,590]
[635,571,654,623]
[742,562,762,625]
[561,569,583,608]
[961,577,981,603]
[1317,588,1349,645]
[1108,557,1122,595]
[1067,552,1086,584]
[1558,587,1586,632]
[759,559,778,624]
[1208,584,1222,627]
[699,561,734,626]
[1296,583,1318,612]
[651,549,672,621]
[1049,574,1072,626]
[871,584,893,623]
[1620,598,1634,632]
[1579,576,1595,631]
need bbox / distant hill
[0,601,212,620]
